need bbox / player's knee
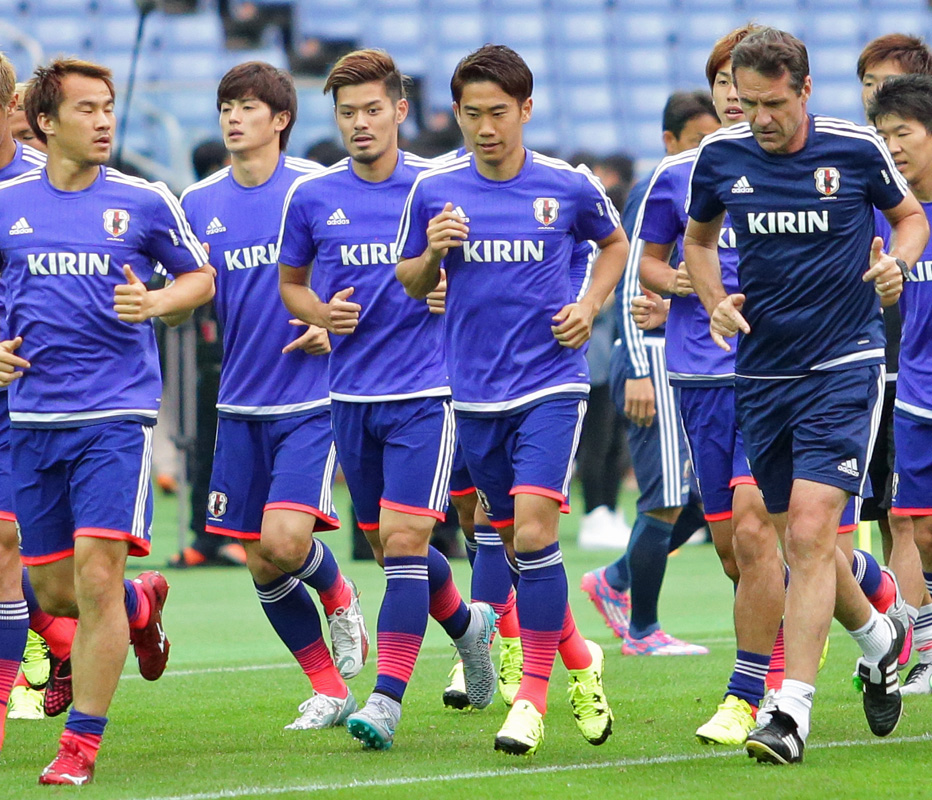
[30,577,77,617]
[381,525,431,557]
[783,523,834,565]
[259,528,310,570]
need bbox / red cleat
[43,655,73,717]
[38,740,95,786]
[130,571,171,681]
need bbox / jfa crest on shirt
[103,208,130,238]
[814,167,840,197]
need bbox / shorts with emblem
[455,396,587,529]
[12,421,154,564]
[332,396,454,530]
[206,410,339,539]
[891,411,932,516]
[736,365,885,515]
[0,392,14,521]
[449,442,476,497]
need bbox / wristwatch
[895,258,914,281]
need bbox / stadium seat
[807,10,864,43]
[496,12,547,46]
[811,81,862,122]
[559,46,611,82]
[365,9,424,52]
[567,118,624,155]
[148,51,224,83]
[489,0,546,10]
[560,82,615,118]
[30,17,93,56]
[865,10,929,38]
[628,84,674,122]
[149,12,224,51]
[90,15,142,53]
[432,11,486,46]
[550,10,608,46]
[610,13,673,47]
[32,0,90,13]
[809,46,862,81]
[0,0,26,15]
[369,0,422,9]
[615,46,671,81]
[295,0,364,39]
[673,12,741,44]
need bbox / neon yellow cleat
[8,684,45,720]
[443,660,470,710]
[498,637,523,707]
[21,630,50,689]
[494,699,544,755]
[567,640,614,745]
[696,694,756,745]
[819,635,830,672]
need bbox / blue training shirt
[396,149,620,414]
[0,165,208,428]
[687,115,908,378]
[182,154,330,419]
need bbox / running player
[0,58,215,784]
[278,49,495,751]
[684,29,928,763]
[396,44,625,756]
[180,62,367,732]
[11,81,42,150]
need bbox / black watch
[895,258,913,281]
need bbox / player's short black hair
[732,27,809,94]
[217,61,297,151]
[451,45,533,105]
[663,90,717,139]
[868,73,932,134]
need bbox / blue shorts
[12,421,154,565]
[332,397,454,529]
[677,385,754,521]
[206,411,339,539]
[838,495,862,533]
[736,365,885,515]
[891,411,932,516]
[0,392,13,521]
[449,442,476,498]
[455,397,587,528]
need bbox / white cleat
[328,578,369,679]
[453,603,497,709]
[901,661,932,695]
[285,690,358,730]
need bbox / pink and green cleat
[580,569,630,639]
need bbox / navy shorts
[736,365,885,515]
[206,410,339,539]
[455,397,587,528]
[0,392,13,521]
[332,397,454,530]
[12,421,154,564]
[449,442,476,498]
[677,385,754,521]
[891,411,932,516]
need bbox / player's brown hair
[217,61,297,151]
[732,27,809,94]
[0,53,16,108]
[324,49,406,104]
[705,23,765,89]
[26,58,115,145]
[451,44,533,105]
[857,33,932,81]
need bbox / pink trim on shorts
[891,507,932,517]
[449,487,477,497]
[20,547,75,566]
[510,485,571,514]
[0,510,16,522]
[705,510,733,522]
[74,527,151,558]
[263,502,340,532]
[729,476,758,488]
[357,520,380,532]
[489,517,515,530]
[379,499,445,521]
[205,524,260,541]
[837,524,857,534]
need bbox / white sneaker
[578,506,623,551]
[613,510,632,549]
[285,690,358,730]
[454,603,497,709]
[346,693,402,750]
[327,578,369,679]
[901,661,932,695]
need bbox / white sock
[914,603,932,663]
[775,679,814,741]
[850,608,894,662]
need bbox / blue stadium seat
[221,46,288,72]
[496,12,547,46]
[148,51,223,83]
[30,17,93,55]
[673,12,740,44]
[91,15,142,53]
[807,10,864,43]
[560,82,615,118]
[550,10,608,46]
[91,0,137,12]
[811,81,862,122]
[865,10,930,38]
[297,87,335,131]
[628,84,674,122]
[433,11,486,46]
[559,46,611,82]
[869,0,924,8]
[672,44,718,84]
[32,0,91,13]
[615,46,671,81]
[369,0,422,8]
[0,0,26,15]
[295,0,364,39]
[149,13,224,52]
[489,0,545,10]
[809,46,861,81]
[741,11,806,38]
[365,10,425,52]
[568,118,624,155]
[610,13,673,47]
[624,119,664,161]
[93,50,134,83]
[426,0,483,10]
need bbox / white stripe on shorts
[132,426,153,540]
[860,366,887,499]
[649,346,683,508]
[562,400,588,500]
[428,400,456,513]
[317,441,338,519]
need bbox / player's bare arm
[639,240,693,297]
[279,261,361,335]
[0,336,29,386]
[396,202,468,299]
[869,193,930,306]
[631,290,669,331]
[684,213,748,351]
[551,226,628,349]
[113,264,215,327]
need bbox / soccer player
[582,90,717,657]
[0,58,215,784]
[396,44,625,756]
[684,29,928,763]
[868,74,932,693]
[180,61,367,731]
[11,81,43,150]
[278,49,495,751]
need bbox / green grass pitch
[3,483,930,799]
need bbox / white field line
[122,733,932,800]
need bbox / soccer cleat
[901,661,932,695]
[285,690,358,730]
[818,635,830,672]
[696,695,756,745]
[857,614,905,737]
[498,637,523,706]
[745,709,804,765]
[453,602,497,709]
[580,568,630,638]
[494,699,545,756]
[621,629,709,656]
[566,640,613,745]
[38,740,95,785]
[130,571,171,681]
[443,660,470,710]
[327,578,369,680]
[346,694,401,750]
[21,630,51,688]
[8,684,45,720]
[43,655,73,717]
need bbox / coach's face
[875,113,932,192]
[39,74,114,165]
[734,67,811,154]
[454,81,531,176]
[334,81,407,166]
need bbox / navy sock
[726,649,770,707]
[426,546,470,640]
[852,549,882,598]
[471,526,513,616]
[627,513,675,639]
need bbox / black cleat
[857,615,905,737]
[746,709,804,765]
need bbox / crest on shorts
[476,488,492,515]
[533,197,559,226]
[814,167,840,197]
[207,491,228,518]
[103,208,130,237]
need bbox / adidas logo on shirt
[206,217,226,235]
[731,176,754,194]
[9,217,33,235]
[454,205,470,222]
[837,458,860,478]
[327,208,350,226]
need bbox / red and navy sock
[123,579,151,631]
[852,549,896,611]
[0,598,28,748]
[557,604,592,670]
[514,543,566,714]
[374,556,429,702]
[766,622,785,692]
[289,539,351,616]
[22,569,75,660]
[471,526,515,623]
[427,546,470,640]
[62,709,107,764]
